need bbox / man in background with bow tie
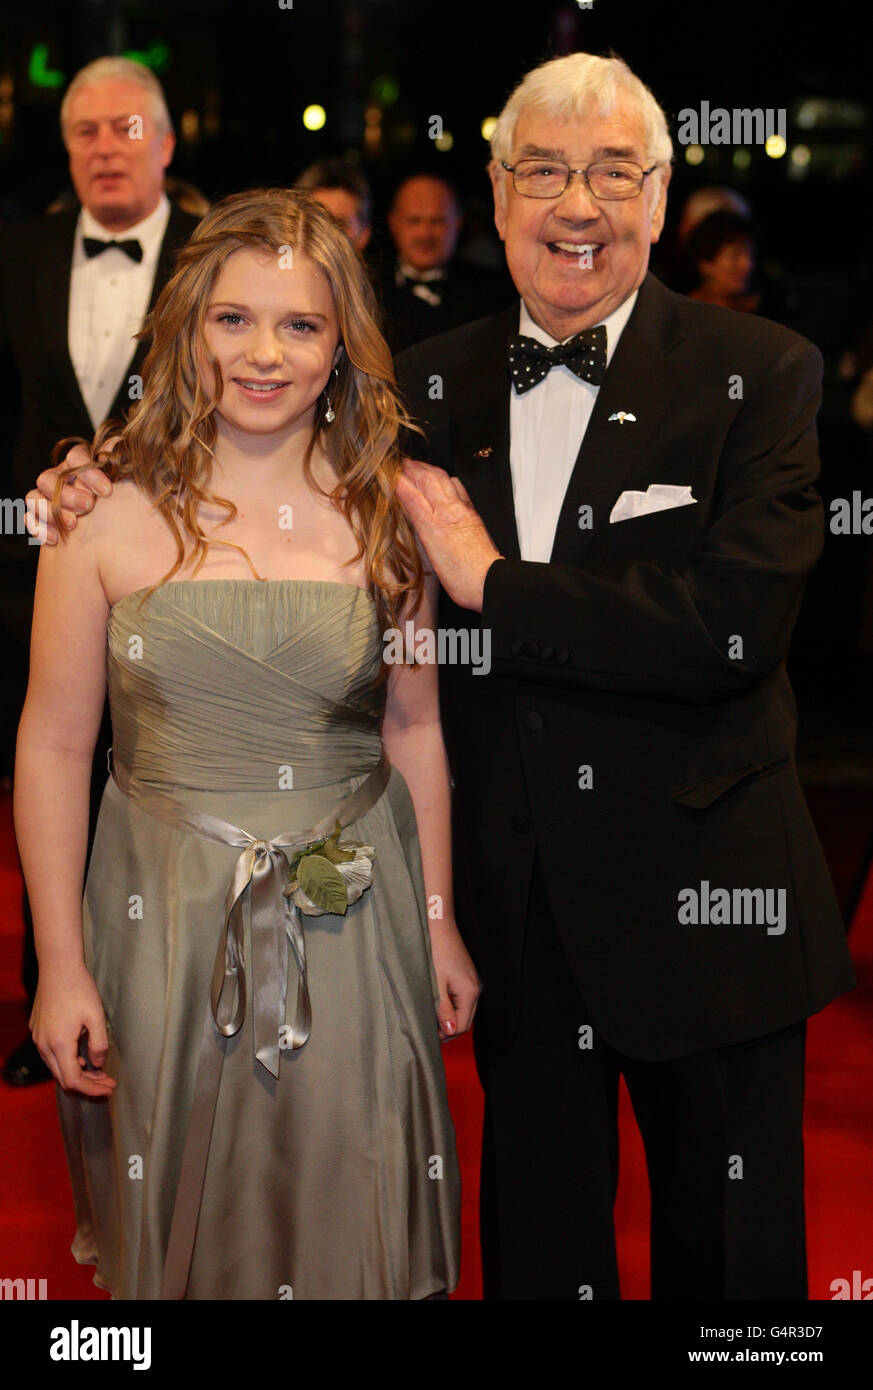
[393,52,855,1300]
[0,56,200,1085]
[375,172,514,353]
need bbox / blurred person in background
[659,186,753,293]
[677,185,752,245]
[376,172,514,351]
[0,55,200,1087]
[685,210,760,313]
[294,156,372,252]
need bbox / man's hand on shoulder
[24,443,115,546]
[396,457,503,612]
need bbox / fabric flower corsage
[283,820,376,916]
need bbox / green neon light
[122,41,171,74]
[28,44,65,90]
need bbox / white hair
[60,57,173,142]
[490,53,673,188]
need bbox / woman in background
[685,209,760,313]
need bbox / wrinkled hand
[428,920,481,1043]
[396,458,502,612]
[30,965,116,1096]
[24,443,114,546]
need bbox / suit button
[511,814,530,834]
[511,640,524,656]
[540,644,555,660]
[525,641,540,657]
[556,647,570,664]
[525,711,544,732]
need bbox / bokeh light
[303,105,326,132]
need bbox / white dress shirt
[509,288,638,562]
[68,194,171,429]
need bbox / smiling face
[490,98,669,339]
[202,247,343,444]
[65,80,174,231]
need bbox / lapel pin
[473,445,493,457]
[608,411,637,424]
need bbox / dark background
[1,0,871,903]
[2,0,870,347]
[1,2,869,269]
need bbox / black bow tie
[508,325,607,393]
[399,268,446,305]
[83,236,144,264]
[399,265,446,286]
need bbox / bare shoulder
[72,475,166,551]
[41,477,147,582]
[81,476,154,536]
[69,477,176,604]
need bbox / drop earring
[323,365,339,424]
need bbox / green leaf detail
[296,853,349,914]
[321,840,357,864]
[288,840,326,878]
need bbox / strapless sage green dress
[56,578,461,1300]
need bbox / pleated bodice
[107,578,386,791]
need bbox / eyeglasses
[500,158,661,201]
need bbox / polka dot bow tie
[507,325,607,393]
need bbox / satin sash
[109,749,392,1299]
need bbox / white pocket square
[609,484,697,524]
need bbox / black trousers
[474,858,807,1301]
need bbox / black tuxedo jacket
[395,271,855,1059]
[374,255,516,355]
[0,202,200,580]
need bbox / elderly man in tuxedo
[1,56,201,1085]
[391,53,855,1301]
[28,53,855,1301]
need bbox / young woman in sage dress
[14,189,478,1300]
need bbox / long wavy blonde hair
[52,188,425,635]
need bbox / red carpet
[1,784,871,1300]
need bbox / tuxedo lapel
[446,303,521,561]
[35,212,92,427]
[549,273,686,566]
